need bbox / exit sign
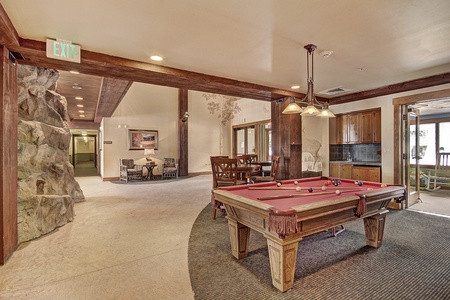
[46,39,81,63]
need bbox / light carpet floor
[1,176,448,299]
[0,175,212,300]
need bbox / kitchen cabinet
[329,163,352,179]
[331,108,381,144]
[330,163,381,183]
[352,166,381,182]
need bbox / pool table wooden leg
[227,219,250,259]
[363,212,387,248]
[266,237,301,292]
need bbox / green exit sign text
[46,39,81,63]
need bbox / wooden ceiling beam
[330,72,450,105]
[10,39,303,102]
[0,4,19,47]
[94,78,133,123]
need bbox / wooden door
[347,113,360,143]
[360,111,373,143]
[335,115,346,144]
[341,164,352,179]
[329,163,340,178]
[373,110,382,143]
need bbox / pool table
[213,176,405,292]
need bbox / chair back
[270,156,281,179]
[164,158,176,167]
[236,154,257,165]
[210,157,238,188]
[121,159,135,169]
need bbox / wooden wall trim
[0,45,18,264]
[0,4,19,47]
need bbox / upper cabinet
[330,108,381,145]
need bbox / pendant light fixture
[282,44,335,118]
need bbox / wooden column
[178,88,188,176]
[0,45,18,264]
[271,99,302,179]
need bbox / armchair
[162,158,178,179]
[119,159,144,183]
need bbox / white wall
[188,91,236,173]
[330,83,450,183]
[101,83,178,178]
[232,99,271,125]
[302,117,329,175]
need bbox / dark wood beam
[330,72,450,105]
[8,39,302,102]
[0,4,19,47]
[67,120,101,130]
[94,77,132,123]
[178,89,189,176]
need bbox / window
[410,120,450,166]
[233,121,271,160]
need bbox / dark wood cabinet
[331,163,381,183]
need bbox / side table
[143,164,157,180]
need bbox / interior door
[402,107,421,207]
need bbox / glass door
[402,107,421,207]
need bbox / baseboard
[102,177,119,181]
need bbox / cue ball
[308,187,313,193]
[335,190,341,195]
[277,182,281,187]
[294,180,298,185]
[296,187,301,192]
[358,181,363,186]
[321,186,326,191]
[354,180,359,185]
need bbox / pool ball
[335,190,341,195]
[337,180,341,185]
[308,187,313,193]
[296,187,301,192]
[321,186,327,191]
[294,180,298,185]
[354,180,359,185]
[277,182,281,187]
[367,187,373,191]
[381,183,387,188]
[334,181,339,186]
[358,181,363,186]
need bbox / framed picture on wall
[128,129,159,150]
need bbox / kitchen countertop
[330,161,382,166]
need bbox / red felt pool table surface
[219,177,391,211]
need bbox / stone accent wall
[17,65,85,243]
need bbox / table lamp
[144,148,155,163]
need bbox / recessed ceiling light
[72,83,82,89]
[75,97,83,100]
[69,70,80,74]
[78,110,85,113]
[150,55,163,61]
[291,85,301,89]
[79,114,85,118]
[77,104,84,107]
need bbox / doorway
[71,131,98,177]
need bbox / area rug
[188,205,450,299]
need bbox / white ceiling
[2,0,450,100]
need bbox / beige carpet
[0,175,212,300]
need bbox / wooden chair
[162,158,178,179]
[426,152,450,191]
[119,159,144,183]
[210,157,246,219]
[250,156,281,183]
[236,154,261,178]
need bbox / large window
[410,120,450,165]
[233,121,271,160]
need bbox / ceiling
[1,0,450,123]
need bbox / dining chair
[210,156,246,219]
[250,155,281,183]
